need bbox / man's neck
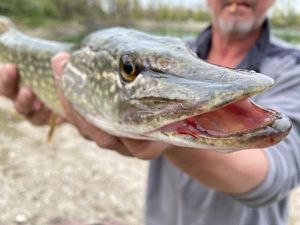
[207,26,262,68]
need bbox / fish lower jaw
[85,98,291,152]
[149,99,291,151]
[150,114,291,152]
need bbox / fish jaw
[149,99,291,152]
[76,98,292,152]
[119,59,275,131]
[121,61,290,151]
[111,61,290,151]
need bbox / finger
[32,99,43,112]
[14,87,36,117]
[52,52,70,79]
[0,64,19,99]
[51,53,98,132]
[75,119,132,156]
[50,53,131,156]
[51,53,75,120]
[75,113,133,156]
[121,138,169,160]
[29,104,53,126]
[96,137,133,157]
[30,100,65,126]
[94,134,133,156]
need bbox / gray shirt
[146,21,300,225]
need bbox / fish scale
[0,19,74,114]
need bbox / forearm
[164,147,269,194]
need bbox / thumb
[51,52,70,81]
[51,52,73,119]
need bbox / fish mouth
[154,98,291,151]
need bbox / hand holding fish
[0,64,53,125]
[0,54,169,159]
[51,52,170,159]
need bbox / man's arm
[164,55,300,206]
[0,55,270,194]
[164,148,269,194]
[2,53,299,204]
[52,54,270,194]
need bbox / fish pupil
[123,62,134,75]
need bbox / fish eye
[119,55,140,82]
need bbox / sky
[141,0,300,12]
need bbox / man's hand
[51,53,133,157]
[0,55,169,159]
[52,53,169,159]
[0,64,53,125]
[0,56,269,194]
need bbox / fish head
[61,28,291,152]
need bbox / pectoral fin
[47,113,58,143]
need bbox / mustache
[222,0,256,8]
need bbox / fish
[0,16,292,152]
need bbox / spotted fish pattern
[0,16,292,151]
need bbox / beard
[209,0,267,37]
[215,17,263,37]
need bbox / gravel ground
[0,97,300,225]
[0,97,148,225]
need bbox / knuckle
[15,101,25,114]
[76,127,115,150]
[29,110,51,126]
[132,146,164,160]
[97,137,118,150]
[18,89,34,105]
[0,72,17,98]
[135,152,156,160]
[15,91,35,115]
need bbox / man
[1,0,300,225]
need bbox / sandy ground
[0,97,300,225]
[0,97,148,225]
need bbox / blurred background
[0,0,300,43]
[0,0,300,225]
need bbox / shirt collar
[193,20,271,72]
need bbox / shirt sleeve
[232,55,300,207]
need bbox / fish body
[0,17,74,114]
[0,16,292,152]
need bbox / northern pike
[0,16,292,152]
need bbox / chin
[217,18,257,36]
[215,11,267,36]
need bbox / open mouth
[158,98,291,147]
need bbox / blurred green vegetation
[271,1,300,27]
[1,0,300,44]
[1,0,300,27]
[0,0,208,28]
